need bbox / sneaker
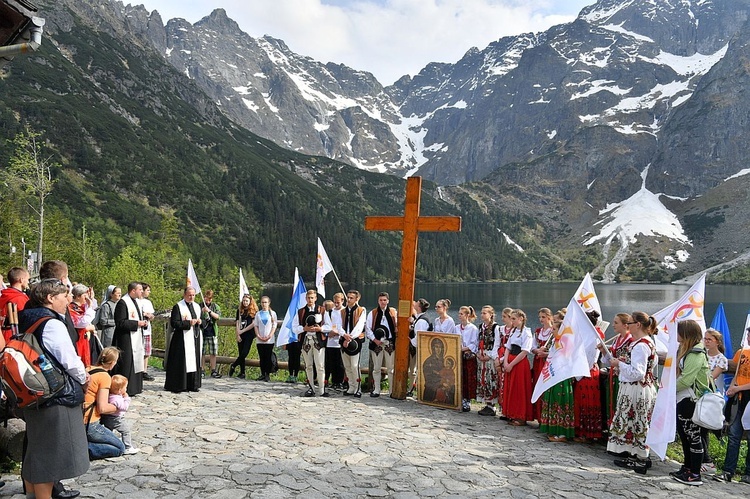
[671,470,703,486]
[124,447,140,455]
[211,370,222,379]
[201,372,206,379]
[701,462,716,474]
[478,405,496,416]
[670,466,689,478]
[712,471,733,483]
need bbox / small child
[101,374,139,455]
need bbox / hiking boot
[671,470,703,486]
[712,471,733,483]
[478,405,496,416]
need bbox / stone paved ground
[2,371,746,498]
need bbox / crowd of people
[3,264,750,495]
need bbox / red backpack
[0,316,66,410]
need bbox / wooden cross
[365,176,462,399]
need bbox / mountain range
[2,0,750,284]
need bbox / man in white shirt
[365,292,398,397]
[292,289,332,397]
[340,290,366,397]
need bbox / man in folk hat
[292,289,331,397]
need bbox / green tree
[3,126,58,271]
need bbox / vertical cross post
[365,177,461,399]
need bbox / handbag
[45,371,85,408]
[691,374,725,430]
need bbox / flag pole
[331,267,346,295]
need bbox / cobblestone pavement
[2,371,746,498]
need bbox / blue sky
[135,0,596,84]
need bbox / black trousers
[257,343,274,375]
[287,341,302,376]
[676,398,704,474]
[232,331,255,373]
[325,347,345,385]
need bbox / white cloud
[133,0,594,84]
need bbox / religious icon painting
[417,331,462,410]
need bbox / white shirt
[292,306,332,336]
[506,326,533,352]
[327,307,344,348]
[618,338,654,383]
[412,315,430,347]
[139,297,155,336]
[43,315,87,384]
[434,315,456,334]
[253,310,278,344]
[365,308,397,341]
[455,322,479,354]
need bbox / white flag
[239,268,249,303]
[531,296,601,403]
[646,274,706,460]
[574,273,602,315]
[315,237,335,297]
[186,259,202,296]
[276,268,308,347]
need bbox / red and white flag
[646,274,706,460]
[531,295,601,403]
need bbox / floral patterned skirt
[476,359,498,404]
[539,378,575,438]
[606,381,657,459]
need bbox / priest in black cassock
[164,287,203,393]
[112,281,146,396]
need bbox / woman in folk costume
[531,307,554,422]
[599,311,658,474]
[602,313,633,432]
[476,306,501,416]
[433,299,455,334]
[496,307,513,416]
[68,284,97,367]
[502,309,534,425]
[164,287,203,393]
[455,306,478,412]
[572,310,605,442]
[539,309,575,442]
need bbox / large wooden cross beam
[365,176,461,399]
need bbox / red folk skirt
[573,366,602,439]
[461,353,478,401]
[502,353,533,422]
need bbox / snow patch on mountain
[499,230,524,253]
[584,166,689,247]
